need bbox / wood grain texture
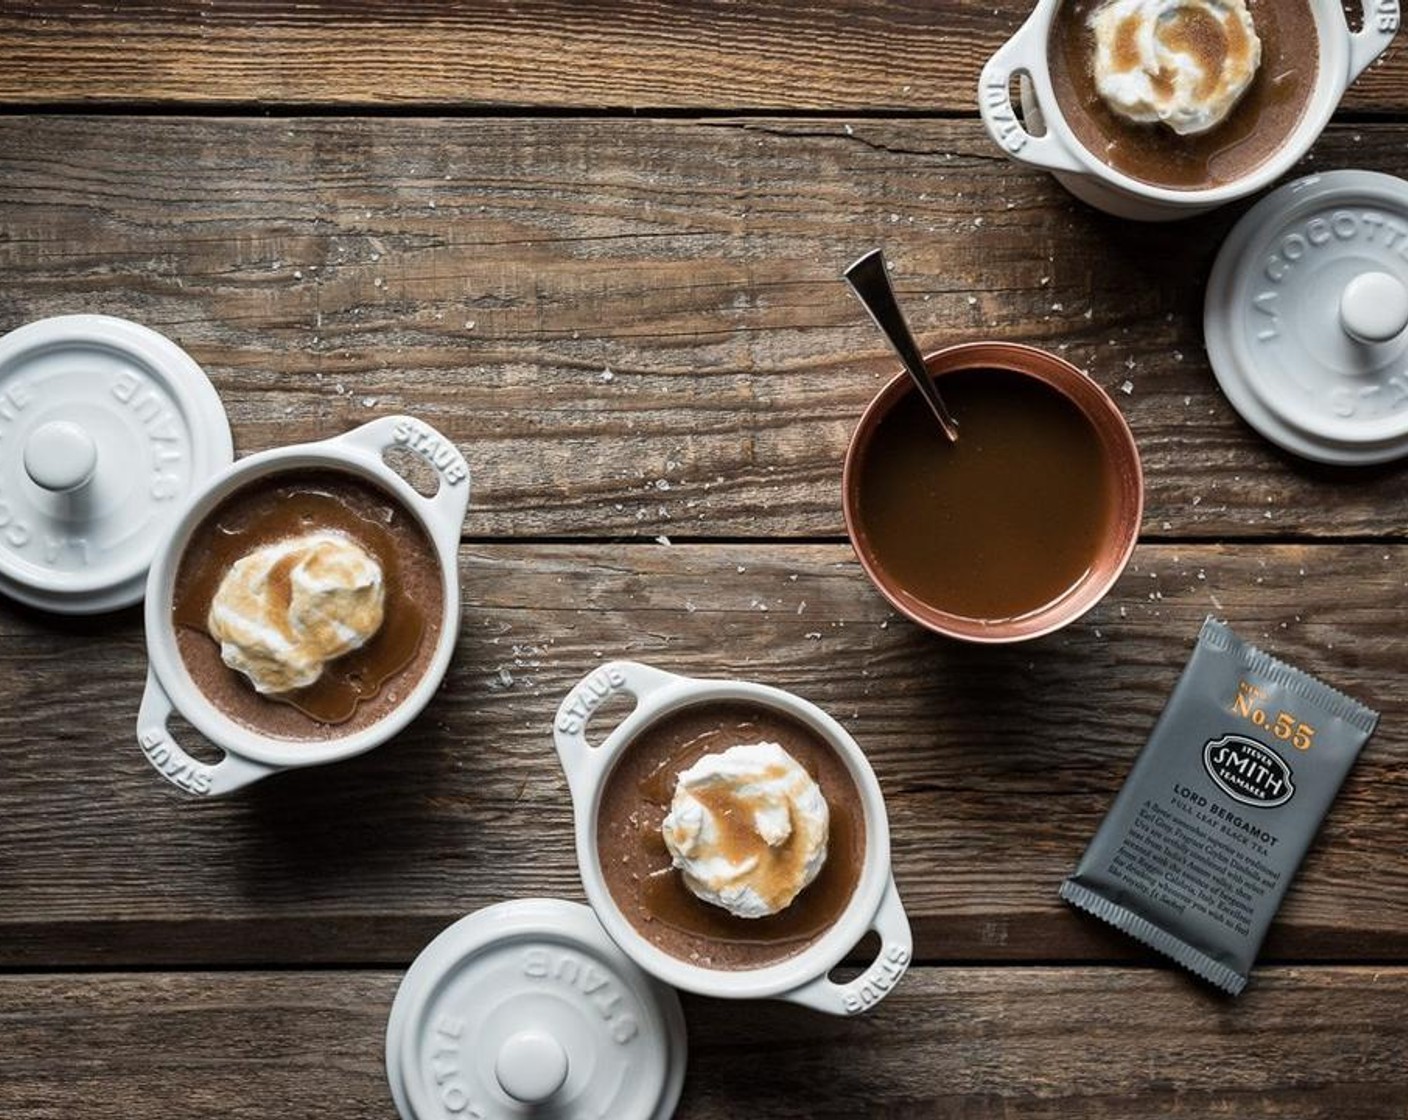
[1,542,1402,967]
[2,967,1406,1118]
[0,1,1402,114]
[2,115,1407,540]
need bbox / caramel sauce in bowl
[553,661,913,1016]
[136,416,470,796]
[842,342,1143,643]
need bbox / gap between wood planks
[458,533,1408,546]
[7,955,1408,975]
[1,104,1405,122]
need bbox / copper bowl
[841,341,1143,643]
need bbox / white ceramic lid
[0,314,233,612]
[1205,170,1408,465]
[385,899,687,1120]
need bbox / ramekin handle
[136,668,275,796]
[1347,0,1400,82]
[328,415,471,551]
[978,17,1085,174]
[552,661,683,800]
[781,875,913,1017]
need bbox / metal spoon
[843,248,959,442]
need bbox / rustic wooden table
[2,3,1406,1117]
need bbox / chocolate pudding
[172,470,444,741]
[597,701,866,970]
[1050,0,1319,188]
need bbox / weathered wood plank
[0,542,1401,967]
[1,967,1405,1117]
[0,1,1402,115]
[2,116,1406,540]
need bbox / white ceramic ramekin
[137,415,470,796]
[553,661,912,1016]
[979,0,1400,220]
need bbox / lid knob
[494,1029,569,1104]
[24,421,98,493]
[1339,271,1408,344]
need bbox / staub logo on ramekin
[556,665,628,736]
[392,418,468,486]
[981,77,1028,155]
[843,943,911,1014]
[1203,734,1295,808]
[523,948,639,1043]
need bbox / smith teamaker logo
[1203,734,1295,808]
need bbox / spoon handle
[843,249,960,442]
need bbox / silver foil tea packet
[1061,617,1379,995]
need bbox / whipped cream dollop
[207,532,385,694]
[661,742,830,919]
[1089,0,1262,135]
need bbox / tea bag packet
[1061,617,1378,995]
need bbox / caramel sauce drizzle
[1112,5,1250,105]
[1163,7,1234,100]
[689,765,812,913]
[633,722,857,946]
[1114,14,1142,71]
